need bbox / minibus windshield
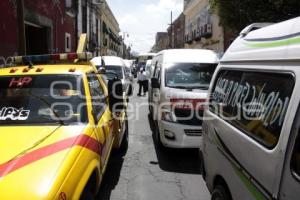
[104,65,124,79]
[165,63,217,89]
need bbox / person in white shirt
[137,68,147,96]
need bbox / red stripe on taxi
[0,135,101,178]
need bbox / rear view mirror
[151,78,160,89]
[108,78,124,113]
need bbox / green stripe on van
[244,36,300,48]
[233,167,267,200]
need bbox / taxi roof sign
[10,52,93,65]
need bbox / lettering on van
[212,77,290,127]
[0,107,30,120]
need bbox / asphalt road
[97,84,211,200]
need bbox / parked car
[0,52,128,200]
[148,49,219,148]
[201,17,300,200]
[91,56,133,101]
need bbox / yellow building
[183,0,224,53]
[100,1,122,56]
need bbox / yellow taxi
[0,53,128,200]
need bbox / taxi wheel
[119,119,129,153]
[80,190,95,200]
[128,85,133,96]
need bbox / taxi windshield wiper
[26,91,66,126]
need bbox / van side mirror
[108,78,124,113]
[151,78,160,89]
[98,67,106,74]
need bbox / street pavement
[97,83,211,200]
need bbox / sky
[107,0,183,54]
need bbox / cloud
[119,14,139,27]
[107,0,183,53]
[145,0,182,14]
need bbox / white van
[201,17,300,200]
[149,49,219,148]
[91,56,133,99]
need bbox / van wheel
[80,190,95,200]
[149,103,153,116]
[154,122,166,150]
[211,185,231,200]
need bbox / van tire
[149,103,153,116]
[154,122,166,150]
[211,185,231,200]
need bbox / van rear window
[209,70,295,149]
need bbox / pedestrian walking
[137,68,147,96]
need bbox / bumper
[158,120,203,148]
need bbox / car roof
[90,57,103,66]
[0,64,96,76]
[156,49,219,64]
[102,56,125,66]
[222,17,300,63]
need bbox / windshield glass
[0,75,87,125]
[165,63,217,89]
[105,65,124,79]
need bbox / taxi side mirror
[108,78,124,113]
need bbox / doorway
[25,23,49,55]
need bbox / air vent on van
[240,23,273,37]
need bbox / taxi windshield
[0,75,87,125]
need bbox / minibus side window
[209,70,295,149]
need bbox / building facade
[183,0,224,53]
[0,0,77,58]
[0,0,123,59]
[167,13,185,49]
[100,1,121,56]
[76,0,121,56]
[152,32,169,53]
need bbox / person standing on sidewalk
[137,68,147,96]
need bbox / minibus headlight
[161,107,177,123]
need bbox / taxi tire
[80,190,95,200]
[128,84,133,96]
[211,185,231,200]
[119,119,129,153]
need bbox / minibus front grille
[184,129,203,136]
[174,108,203,126]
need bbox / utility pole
[169,11,174,49]
[17,0,26,55]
